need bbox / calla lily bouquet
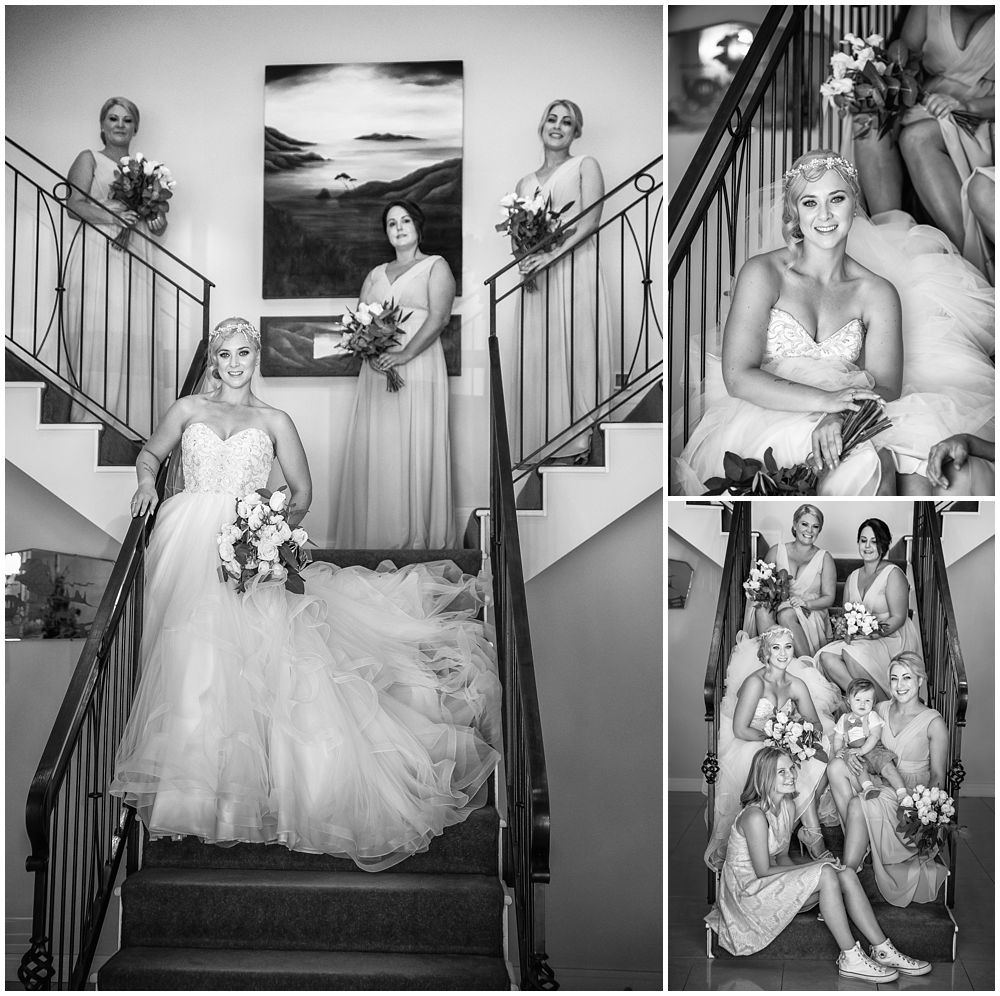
[108,152,175,250]
[896,785,958,858]
[338,299,412,392]
[217,486,310,595]
[496,190,576,291]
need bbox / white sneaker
[870,937,932,976]
[837,942,900,983]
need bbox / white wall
[5,4,663,547]
[527,491,662,990]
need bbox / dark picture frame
[260,315,462,378]
[263,61,464,298]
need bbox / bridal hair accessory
[782,155,858,185]
[210,318,260,348]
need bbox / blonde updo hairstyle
[207,317,260,380]
[757,625,794,665]
[781,148,861,244]
[793,503,825,531]
[538,98,584,140]
[99,96,140,145]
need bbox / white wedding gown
[110,422,501,871]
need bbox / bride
[110,318,501,871]
[673,149,995,496]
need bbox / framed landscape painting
[263,61,464,298]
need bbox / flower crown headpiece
[210,319,260,348]
[782,155,858,185]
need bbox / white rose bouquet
[495,190,576,291]
[831,602,882,642]
[338,299,412,392]
[107,152,175,250]
[217,486,310,595]
[763,702,829,764]
[742,559,793,616]
[896,784,957,858]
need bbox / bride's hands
[821,386,883,414]
[130,483,158,518]
[810,414,845,472]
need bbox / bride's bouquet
[831,602,881,642]
[763,703,829,765]
[107,153,175,250]
[217,486,310,595]
[821,33,981,140]
[496,190,576,291]
[703,399,893,496]
[743,559,793,615]
[896,785,957,858]
[338,299,412,392]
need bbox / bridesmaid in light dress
[333,199,457,549]
[706,747,931,981]
[825,654,950,907]
[505,98,613,466]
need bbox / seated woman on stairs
[110,317,501,871]
[706,746,931,981]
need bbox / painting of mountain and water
[263,61,463,298]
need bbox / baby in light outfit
[833,678,907,802]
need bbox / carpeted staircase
[97,545,509,991]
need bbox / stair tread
[99,946,510,990]
[127,867,501,890]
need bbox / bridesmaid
[817,519,922,698]
[333,200,457,549]
[752,503,836,657]
[826,654,950,907]
[706,747,931,981]
[505,98,613,466]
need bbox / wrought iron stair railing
[487,334,557,990]
[6,136,214,441]
[17,340,208,992]
[667,4,903,482]
[485,155,662,485]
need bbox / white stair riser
[6,383,135,541]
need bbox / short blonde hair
[538,99,584,140]
[793,503,824,530]
[757,625,794,665]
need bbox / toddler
[833,678,907,802]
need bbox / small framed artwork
[260,315,461,378]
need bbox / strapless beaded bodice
[764,308,865,363]
[181,422,273,495]
[749,697,792,732]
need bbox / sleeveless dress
[706,801,836,955]
[503,156,613,463]
[903,6,995,278]
[672,215,995,495]
[333,255,457,549]
[856,702,949,906]
[110,422,501,871]
[744,545,833,656]
[817,564,922,697]
[62,150,164,435]
[704,694,830,871]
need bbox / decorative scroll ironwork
[488,335,557,990]
[485,156,662,484]
[701,752,720,785]
[6,136,215,441]
[910,502,969,909]
[17,342,208,991]
[668,5,904,481]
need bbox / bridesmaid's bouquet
[831,602,881,642]
[107,153,175,250]
[896,785,957,858]
[743,559,793,615]
[496,190,576,291]
[763,703,829,765]
[339,299,412,392]
[217,486,310,595]
[703,400,893,496]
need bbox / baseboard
[550,965,663,991]
[6,917,30,986]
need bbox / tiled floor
[668,791,995,991]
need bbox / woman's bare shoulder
[845,257,899,306]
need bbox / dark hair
[740,746,792,813]
[381,199,425,244]
[846,678,876,701]
[857,518,892,560]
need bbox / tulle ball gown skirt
[111,490,501,871]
